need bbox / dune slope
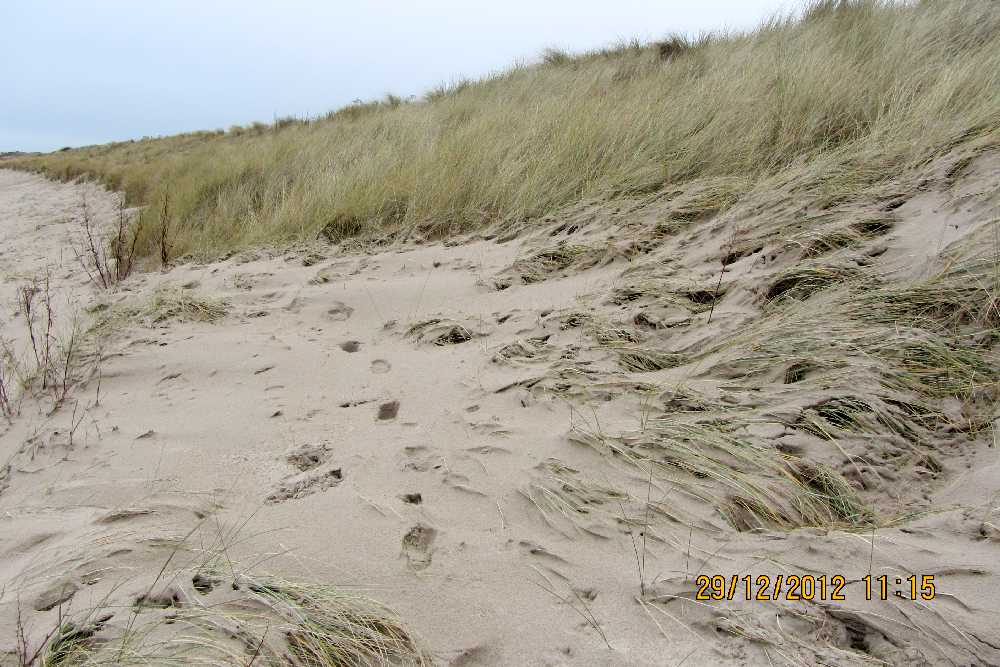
[1,126,999,664]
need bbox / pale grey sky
[1,1,794,152]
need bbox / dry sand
[0,154,998,666]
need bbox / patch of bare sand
[0,148,998,666]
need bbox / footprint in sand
[402,524,436,570]
[192,572,222,594]
[33,580,79,611]
[285,442,331,471]
[370,359,391,374]
[134,587,187,609]
[339,340,361,352]
[327,301,354,321]
[378,400,400,420]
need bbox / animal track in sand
[339,340,361,352]
[402,524,436,570]
[327,301,354,321]
[370,359,391,374]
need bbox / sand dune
[1,149,999,666]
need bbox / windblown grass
[570,414,873,532]
[789,214,896,258]
[496,243,601,288]
[405,318,475,346]
[568,223,999,532]
[522,459,629,537]
[616,348,687,373]
[764,263,866,303]
[850,254,1000,331]
[33,569,427,666]
[714,225,1000,400]
[493,337,551,363]
[147,287,229,324]
[89,286,229,336]
[9,0,1000,259]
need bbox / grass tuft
[617,349,686,373]
[571,414,872,532]
[33,570,428,666]
[147,287,229,324]
[764,263,865,303]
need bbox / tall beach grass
[10,0,1000,259]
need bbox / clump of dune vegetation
[146,286,229,324]
[9,0,1000,260]
[89,286,229,339]
[19,567,427,666]
[0,273,101,417]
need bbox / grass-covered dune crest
[10,0,1000,259]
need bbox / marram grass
[10,0,1000,260]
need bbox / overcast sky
[1,1,794,152]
